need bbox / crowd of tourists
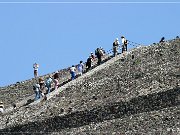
[1,36,177,114]
[31,35,129,101]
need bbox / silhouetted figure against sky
[121,36,128,53]
[113,38,119,57]
[33,63,39,78]
[86,56,92,72]
[96,48,103,65]
[159,37,165,43]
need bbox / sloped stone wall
[0,55,110,110]
[0,39,180,134]
[0,87,180,134]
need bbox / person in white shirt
[77,61,84,76]
[70,65,76,80]
[33,63,39,78]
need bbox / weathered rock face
[0,39,180,134]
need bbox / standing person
[90,52,96,67]
[0,101,4,114]
[90,52,96,60]
[86,56,92,72]
[100,47,106,55]
[53,72,60,90]
[159,37,165,43]
[95,48,99,58]
[121,36,128,53]
[38,77,45,97]
[33,63,39,78]
[53,71,59,79]
[77,61,84,76]
[70,65,76,80]
[45,75,53,94]
[113,38,119,57]
[96,48,103,65]
[33,83,41,101]
[53,78,59,90]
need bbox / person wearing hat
[121,36,128,53]
[0,101,4,114]
[113,38,119,57]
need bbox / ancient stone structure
[0,39,180,134]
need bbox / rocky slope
[0,68,71,109]
[0,38,180,134]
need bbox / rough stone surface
[0,39,180,134]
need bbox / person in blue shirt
[45,75,53,94]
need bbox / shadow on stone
[1,87,180,133]
[23,99,34,106]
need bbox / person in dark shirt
[113,38,119,56]
[159,37,165,43]
[86,56,92,72]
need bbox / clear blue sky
[0,1,179,86]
